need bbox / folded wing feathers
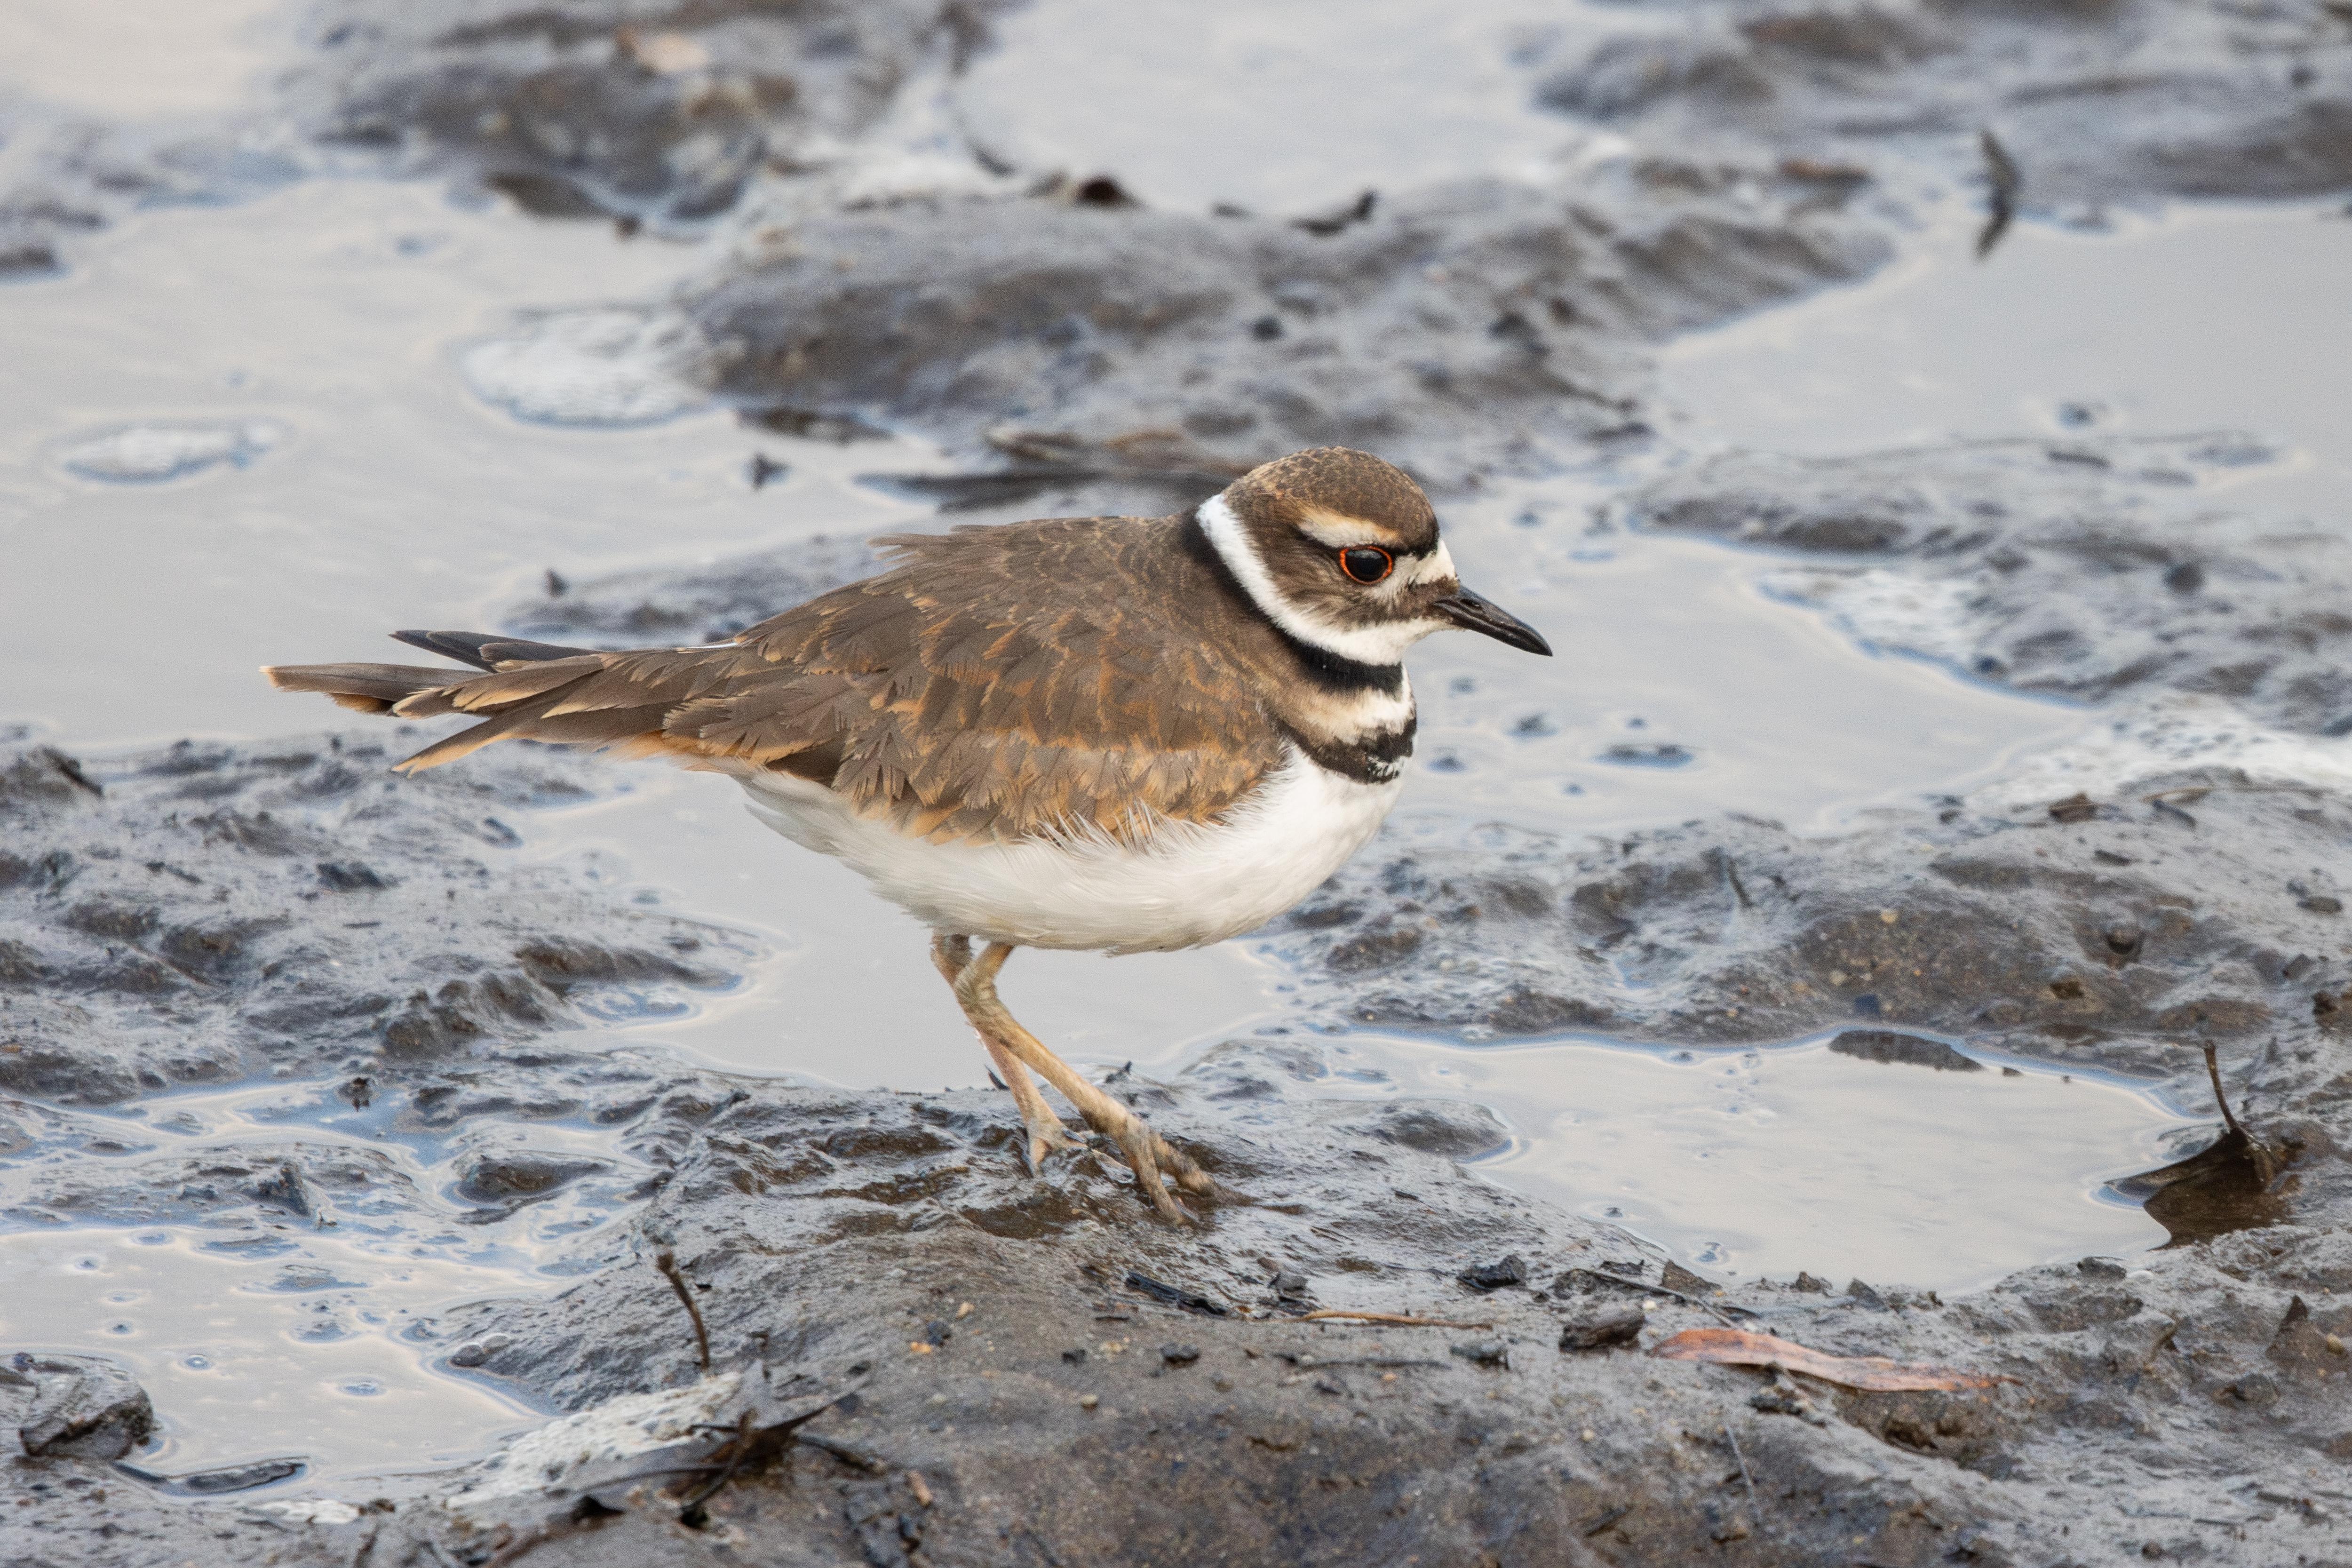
[269,516,1293,844]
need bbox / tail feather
[263,630,705,775]
[262,661,452,715]
[390,629,595,671]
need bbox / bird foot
[1016,1105,1087,1176]
[1087,1097,1217,1225]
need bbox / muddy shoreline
[5,0,2352,1564]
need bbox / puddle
[955,0,1585,214]
[1313,1031,2200,1293]
[1660,201,2352,517]
[0,0,289,119]
[0,1076,670,1490]
[0,1227,541,1491]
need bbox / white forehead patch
[1404,540,1458,587]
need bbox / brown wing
[264,516,1289,845]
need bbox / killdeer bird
[266,447,1549,1220]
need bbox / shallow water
[0,0,288,119]
[1661,200,2352,517]
[955,0,1586,215]
[0,1227,541,1489]
[1327,1032,2193,1292]
[0,1072,672,1489]
[0,0,2324,1491]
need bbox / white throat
[1195,493,1445,666]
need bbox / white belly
[731,747,1401,953]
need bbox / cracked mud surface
[5,0,2352,1564]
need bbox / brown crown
[1223,447,1438,549]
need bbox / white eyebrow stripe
[1196,493,1447,666]
[1295,515,1409,549]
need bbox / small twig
[796,1432,892,1473]
[654,1250,711,1373]
[674,1410,755,1526]
[561,1459,725,1491]
[2201,1040,2246,1140]
[1724,1424,1761,1527]
[2142,783,2333,804]
[1297,1310,1494,1329]
[483,1528,553,1568]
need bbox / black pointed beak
[1433,586,1552,656]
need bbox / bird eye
[1338,546,1394,585]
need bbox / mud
[676,163,1884,480]
[8,0,2352,1563]
[293,0,1002,228]
[3,730,2346,1566]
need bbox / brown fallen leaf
[1648,1328,2013,1392]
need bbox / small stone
[1078,1393,1099,1410]
[12,1356,155,1460]
[1160,1345,1200,1366]
[1658,1261,1714,1296]
[2222,1371,2279,1406]
[1450,1340,1509,1369]
[1558,1305,1644,1352]
[1457,1255,1529,1292]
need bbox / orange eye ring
[1337,546,1394,585]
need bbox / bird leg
[950,939,1215,1224]
[931,932,1081,1173]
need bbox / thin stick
[1297,1310,1494,1329]
[2201,1041,2246,1140]
[655,1249,712,1373]
[1724,1423,1760,1526]
[797,1432,891,1472]
[674,1411,755,1525]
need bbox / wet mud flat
[3,0,2352,1565]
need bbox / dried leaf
[1648,1328,2012,1392]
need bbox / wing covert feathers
[262,516,1290,845]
